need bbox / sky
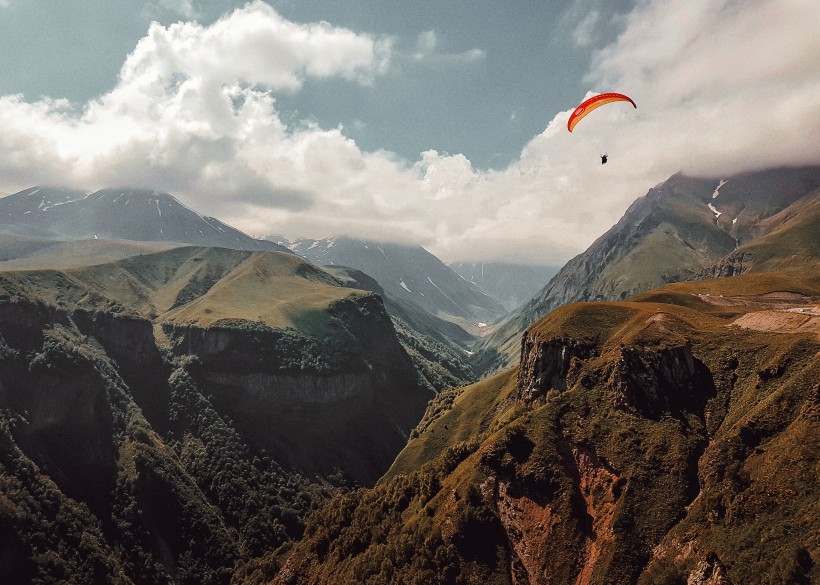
[0,0,819,264]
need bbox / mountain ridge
[0,186,291,254]
[474,166,820,373]
[276,235,508,330]
[0,165,818,584]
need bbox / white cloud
[0,0,818,266]
[573,10,601,47]
[587,0,820,176]
[416,30,437,56]
[147,0,198,18]
[411,29,485,64]
[0,1,394,212]
[120,1,389,93]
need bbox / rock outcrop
[516,334,598,401]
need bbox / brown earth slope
[276,272,819,585]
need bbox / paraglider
[567,92,636,133]
[567,92,636,164]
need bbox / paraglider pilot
[600,154,608,165]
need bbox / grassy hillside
[0,246,362,331]
[0,235,180,270]
[161,252,354,334]
[383,368,520,481]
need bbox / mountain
[0,186,291,253]
[0,189,479,391]
[449,261,560,312]
[474,166,820,373]
[0,247,433,582]
[699,185,820,279]
[276,272,820,585]
[323,265,478,392]
[3,165,818,584]
[279,236,508,329]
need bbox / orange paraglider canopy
[567,92,636,132]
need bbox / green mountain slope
[474,166,820,374]
[700,187,820,280]
[0,247,433,583]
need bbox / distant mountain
[699,185,820,279]
[323,265,478,391]
[277,236,508,328]
[474,166,820,372]
[0,186,290,253]
[449,261,559,311]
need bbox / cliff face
[517,335,598,401]
[278,277,820,585]
[163,293,431,483]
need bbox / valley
[0,166,818,584]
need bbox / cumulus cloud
[121,2,389,92]
[0,0,818,265]
[0,1,395,213]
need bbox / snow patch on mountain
[712,179,728,198]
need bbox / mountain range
[448,262,559,312]
[275,236,508,330]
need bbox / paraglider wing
[567,92,636,133]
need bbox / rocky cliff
[162,292,431,483]
[277,274,819,585]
